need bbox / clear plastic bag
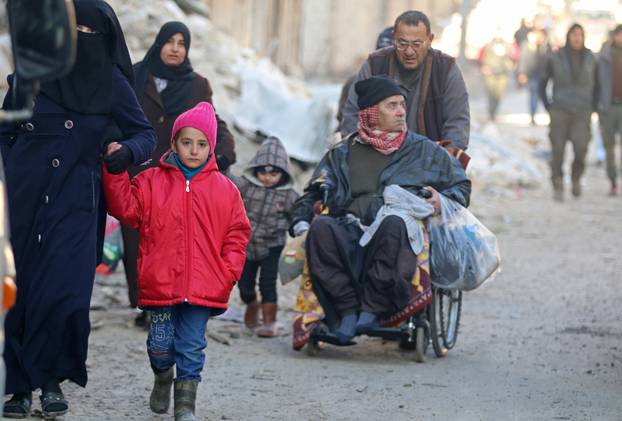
[428,196,500,290]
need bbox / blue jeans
[147,304,211,381]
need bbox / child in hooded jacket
[103,102,250,421]
[230,137,299,337]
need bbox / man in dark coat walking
[596,24,622,196]
[291,76,470,344]
[539,23,597,201]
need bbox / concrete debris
[174,0,210,17]
[468,123,544,192]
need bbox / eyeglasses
[394,40,425,51]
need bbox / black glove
[104,145,133,174]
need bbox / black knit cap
[355,75,407,109]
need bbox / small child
[103,102,250,421]
[230,137,299,337]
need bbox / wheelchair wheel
[413,326,426,363]
[429,286,462,358]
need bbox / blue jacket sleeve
[424,142,471,208]
[109,66,156,165]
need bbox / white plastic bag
[428,196,500,290]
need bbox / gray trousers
[599,104,622,183]
[549,108,592,181]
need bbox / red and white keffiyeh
[357,105,407,155]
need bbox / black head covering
[565,23,585,49]
[376,26,393,50]
[355,75,407,109]
[133,22,195,116]
[40,0,133,114]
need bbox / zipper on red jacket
[184,179,192,302]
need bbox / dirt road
[12,90,622,420]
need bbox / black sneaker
[40,391,68,419]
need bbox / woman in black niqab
[2,0,156,418]
[40,0,133,114]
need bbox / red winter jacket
[103,152,250,309]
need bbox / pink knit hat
[171,102,217,151]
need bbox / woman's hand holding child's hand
[104,142,134,174]
[106,142,122,156]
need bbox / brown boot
[244,300,260,330]
[256,303,278,337]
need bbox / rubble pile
[467,123,544,194]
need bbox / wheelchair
[290,184,466,361]
[304,285,461,362]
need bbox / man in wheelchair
[289,76,471,345]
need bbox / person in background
[125,21,237,326]
[539,23,597,201]
[1,1,156,417]
[375,26,394,49]
[230,137,299,337]
[103,102,250,421]
[596,24,622,196]
[480,36,514,122]
[514,18,531,48]
[518,28,550,124]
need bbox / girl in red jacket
[103,102,250,421]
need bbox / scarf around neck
[357,105,407,155]
[173,153,208,180]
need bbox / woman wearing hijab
[124,21,236,320]
[0,0,156,418]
